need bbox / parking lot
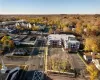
[0,46,45,71]
[26,47,45,71]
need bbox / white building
[15,22,20,27]
[47,34,62,47]
[61,34,80,52]
[27,23,32,29]
[47,34,80,52]
[15,22,32,29]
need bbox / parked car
[11,48,28,56]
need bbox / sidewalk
[48,73,86,80]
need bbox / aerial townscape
[0,0,100,80]
[0,14,100,80]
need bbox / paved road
[26,47,45,71]
[67,53,86,70]
[0,56,28,65]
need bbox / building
[47,34,62,47]
[61,34,80,52]
[83,53,92,62]
[15,19,32,29]
[27,23,32,29]
[47,34,80,52]
[11,48,28,56]
[83,52,100,70]
[91,52,100,70]
[20,36,37,45]
[11,35,27,45]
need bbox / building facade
[47,34,80,52]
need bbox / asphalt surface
[25,40,45,71]
[48,48,65,56]
[0,47,45,71]
[0,56,28,65]
[67,54,86,70]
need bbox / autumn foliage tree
[75,22,83,34]
[84,37,100,52]
[48,53,71,72]
[49,28,53,34]
[87,64,99,80]
[63,26,70,32]
[1,35,15,51]
[31,26,40,31]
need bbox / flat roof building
[47,34,62,47]
[47,34,80,52]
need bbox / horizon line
[0,13,100,15]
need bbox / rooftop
[48,34,76,41]
[48,34,61,41]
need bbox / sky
[0,0,100,14]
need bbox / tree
[86,23,100,36]
[16,25,21,30]
[49,28,53,34]
[8,40,15,48]
[63,27,70,32]
[1,35,14,51]
[32,26,40,31]
[55,28,61,34]
[48,53,71,72]
[2,40,14,51]
[87,64,99,80]
[1,35,9,43]
[75,22,83,34]
[84,37,100,52]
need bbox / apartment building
[47,34,80,52]
[47,34,62,47]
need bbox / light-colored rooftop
[48,34,76,41]
[48,34,61,41]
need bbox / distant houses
[15,22,32,29]
[83,52,100,71]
